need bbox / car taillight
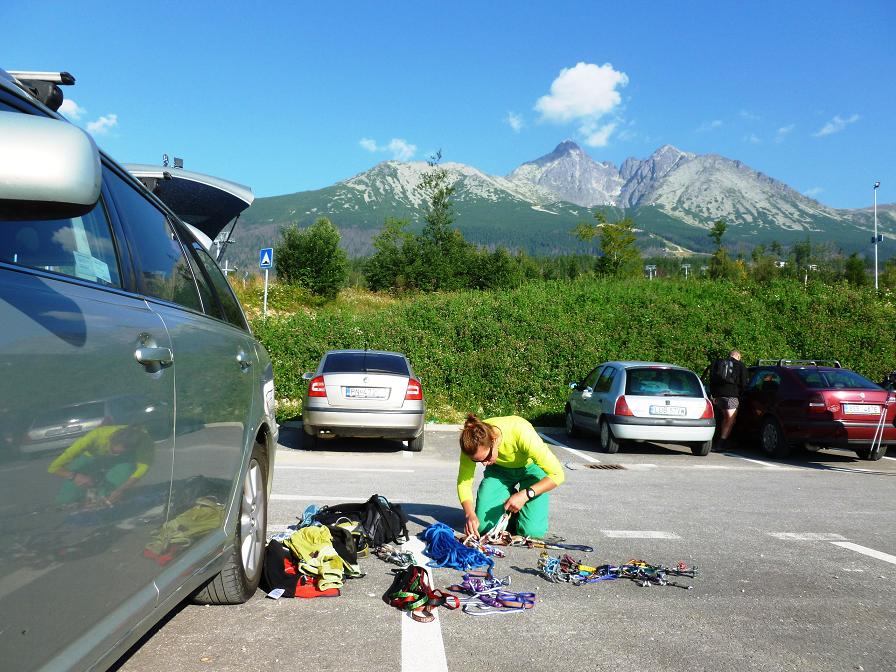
[807,392,828,413]
[308,376,326,397]
[405,379,423,401]
[700,399,715,419]
[614,395,633,416]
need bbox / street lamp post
[874,181,880,290]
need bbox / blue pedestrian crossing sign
[259,248,274,269]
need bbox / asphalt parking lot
[116,424,896,672]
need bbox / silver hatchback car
[302,349,425,451]
[565,361,716,455]
[0,69,276,671]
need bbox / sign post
[259,248,273,317]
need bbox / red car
[735,360,895,460]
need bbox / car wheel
[759,417,790,459]
[565,406,580,438]
[406,432,424,452]
[856,444,887,461]
[599,418,620,454]
[691,440,712,456]
[194,441,267,604]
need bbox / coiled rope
[420,522,494,572]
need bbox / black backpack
[712,358,737,385]
[312,494,409,548]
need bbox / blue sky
[4,1,894,208]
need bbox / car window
[625,367,703,397]
[794,368,880,390]
[748,369,781,391]
[582,366,603,390]
[180,239,219,319]
[0,198,122,288]
[595,366,616,393]
[105,168,203,312]
[322,352,410,376]
[189,242,249,331]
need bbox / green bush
[252,277,896,424]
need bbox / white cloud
[359,137,417,161]
[775,124,795,143]
[804,186,823,197]
[534,62,628,145]
[59,99,86,121]
[739,110,760,121]
[744,133,761,144]
[86,113,118,135]
[505,112,524,133]
[813,114,859,137]
[697,119,723,132]
[582,122,617,147]
[386,138,416,161]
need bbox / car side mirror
[302,372,314,380]
[0,111,102,219]
[568,382,579,390]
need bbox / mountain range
[231,141,894,267]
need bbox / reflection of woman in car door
[457,414,565,539]
[48,424,153,506]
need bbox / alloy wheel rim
[239,460,265,578]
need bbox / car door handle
[237,351,253,371]
[135,346,174,366]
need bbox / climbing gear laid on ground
[312,494,409,548]
[385,564,460,623]
[511,536,594,552]
[421,522,494,572]
[261,539,340,597]
[375,543,415,567]
[446,572,536,615]
[283,526,345,590]
[537,552,697,589]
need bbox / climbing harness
[385,564,460,623]
[421,522,494,573]
[537,552,697,589]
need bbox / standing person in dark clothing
[709,349,749,450]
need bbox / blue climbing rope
[420,522,494,572]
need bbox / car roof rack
[6,70,75,112]
[756,359,842,368]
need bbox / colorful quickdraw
[446,571,536,616]
[537,552,698,589]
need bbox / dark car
[735,360,895,460]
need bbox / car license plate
[345,387,388,399]
[649,405,686,416]
[842,404,881,415]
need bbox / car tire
[194,441,268,605]
[691,440,712,456]
[759,417,790,459]
[599,418,620,454]
[565,406,580,438]
[856,444,887,461]
[407,432,424,452]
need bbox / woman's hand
[464,513,480,538]
[72,473,94,488]
[504,490,529,514]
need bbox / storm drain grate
[586,463,626,470]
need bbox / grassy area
[237,277,896,425]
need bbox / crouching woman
[457,414,565,539]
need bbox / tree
[707,219,737,279]
[364,217,413,291]
[708,220,727,248]
[575,210,641,277]
[274,217,348,299]
[842,253,868,286]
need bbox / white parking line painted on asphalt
[831,542,896,566]
[882,456,896,462]
[400,536,449,672]
[601,530,681,539]
[271,494,405,502]
[769,532,848,541]
[538,432,600,463]
[724,454,785,469]
[690,465,732,469]
[278,466,415,473]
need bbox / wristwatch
[525,487,536,500]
